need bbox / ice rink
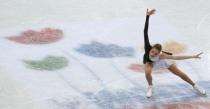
[0,0,210,109]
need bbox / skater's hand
[193,52,203,59]
[146,9,156,16]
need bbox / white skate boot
[146,85,153,98]
[193,84,206,95]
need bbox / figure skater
[143,8,206,98]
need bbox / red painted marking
[128,64,144,72]
[116,101,210,109]
[142,101,210,109]
[142,105,160,109]
[159,104,178,109]
[6,28,63,44]
[193,101,210,108]
[128,64,169,74]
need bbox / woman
[143,9,206,98]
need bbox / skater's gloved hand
[146,9,156,16]
[192,52,203,59]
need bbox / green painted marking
[24,56,69,71]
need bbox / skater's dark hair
[152,43,162,52]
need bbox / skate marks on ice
[47,80,209,109]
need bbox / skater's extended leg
[168,64,206,95]
[168,64,195,86]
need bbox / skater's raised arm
[160,52,203,60]
[144,9,156,52]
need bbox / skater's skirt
[152,59,175,70]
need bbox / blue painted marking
[75,41,135,58]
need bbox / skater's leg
[168,64,206,95]
[144,63,153,85]
[168,64,195,86]
[144,63,154,98]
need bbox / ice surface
[0,0,210,109]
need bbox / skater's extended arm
[144,15,151,52]
[144,9,155,52]
[160,52,203,60]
